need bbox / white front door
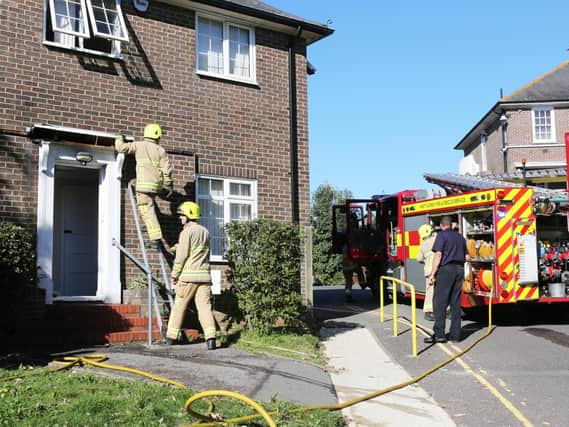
[37,142,123,304]
[54,167,99,297]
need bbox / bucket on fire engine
[548,283,566,297]
[476,269,493,291]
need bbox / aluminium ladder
[113,180,174,346]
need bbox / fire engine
[332,184,569,307]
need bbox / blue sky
[266,0,569,198]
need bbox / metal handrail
[379,275,417,357]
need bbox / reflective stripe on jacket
[115,136,173,193]
[172,221,211,283]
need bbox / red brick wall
[0,1,312,293]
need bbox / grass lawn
[0,363,344,426]
[229,327,327,366]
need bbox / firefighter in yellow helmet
[166,201,217,350]
[416,223,436,321]
[115,124,173,249]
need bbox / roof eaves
[187,0,334,43]
[454,102,500,150]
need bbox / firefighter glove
[163,187,174,200]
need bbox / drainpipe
[288,26,302,224]
[500,113,508,173]
[480,132,488,172]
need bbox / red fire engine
[332,185,569,307]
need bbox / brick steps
[11,303,167,349]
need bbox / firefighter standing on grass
[115,124,173,249]
[166,201,217,350]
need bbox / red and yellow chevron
[495,188,538,303]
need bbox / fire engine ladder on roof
[112,180,174,346]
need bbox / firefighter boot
[206,338,216,350]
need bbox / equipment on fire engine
[398,187,569,307]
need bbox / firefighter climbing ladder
[112,180,174,346]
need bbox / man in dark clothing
[424,216,469,344]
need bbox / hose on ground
[3,295,494,426]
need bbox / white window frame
[196,176,257,261]
[85,0,129,42]
[195,13,257,85]
[49,0,91,38]
[532,106,556,143]
[43,0,126,58]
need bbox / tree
[311,183,352,285]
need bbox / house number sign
[133,0,149,12]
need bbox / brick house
[0,0,332,334]
[454,61,569,189]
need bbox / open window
[44,0,128,57]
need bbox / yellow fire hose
[2,295,494,426]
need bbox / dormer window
[44,0,128,58]
[196,14,256,84]
[532,106,556,143]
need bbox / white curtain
[198,18,223,74]
[229,25,249,77]
[53,0,80,47]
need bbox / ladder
[113,180,174,346]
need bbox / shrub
[0,221,37,333]
[0,221,36,291]
[225,219,303,335]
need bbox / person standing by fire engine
[416,224,436,321]
[425,216,469,343]
[342,244,364,303]
[115,124,173,249]
[166,201,217,350]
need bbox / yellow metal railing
[379,275,417,357]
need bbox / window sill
[210,257,228,264]
[531,140,560,145]
[43,41,122,60]
[196,70,258,87]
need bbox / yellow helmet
[177,201,200,220]
[418,224,433,239]
[144,123,162,140]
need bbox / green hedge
[225,219,303,335]
[0,221,37,332]
[0,221,36,290]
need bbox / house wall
[0,1,312,297]
[465,107,568,174]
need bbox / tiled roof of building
[455,61,569,150]
[501,61,569,103]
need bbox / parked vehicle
[333,186,569,307]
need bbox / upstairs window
[532,107,556,143]
[196,15,256,83]
[196,176,257,260]
[44,0,128,57]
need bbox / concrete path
[321,324,456,427]
[97,343,337,406]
